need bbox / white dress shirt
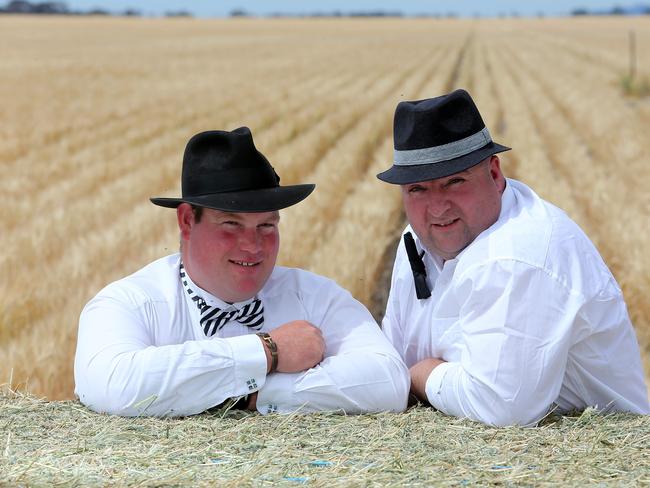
[75,254,409,417]
[382,178,649,426]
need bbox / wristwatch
[256,332,278,373]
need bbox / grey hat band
[394,127,492,166]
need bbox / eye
[258,222,277,232]
[407,185,425,193]
[446,178,465,187]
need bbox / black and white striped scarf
[180,262,264,336]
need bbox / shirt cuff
[227,334,268,396]
[425,361,455,411]
[255,372,299,415]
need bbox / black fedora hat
[377,89,511,185]
[151,127,315,212]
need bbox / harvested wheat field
[4,15,649,400]
[1,14,650,485]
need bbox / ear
[488,155,506,194]
[177,203,195,241]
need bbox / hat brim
[377,142,511,185]
[150,184,315,212]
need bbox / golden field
[1,15,649,401]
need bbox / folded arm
[421,261,577,426]
[74,295,268,417]
[256,284,410,414]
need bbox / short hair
[192,205,204,223]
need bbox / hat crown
[151,126,315,212]
[394,89,486,151]
[182,127,279,197]
[376,88,511,185]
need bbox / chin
[233,283,264,301]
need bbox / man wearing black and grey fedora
[378,89,649,426]
[75,127,409,417]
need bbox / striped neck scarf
[180,262,264,337]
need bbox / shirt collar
[179,260,260,312]
[498,178,516,223]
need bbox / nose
[238,227,262,253]
[426,194,451,218]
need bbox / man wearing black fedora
[75,127,409,417]
[377,89,649,426]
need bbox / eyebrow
[212,212,242,220]
[216,212,280,223]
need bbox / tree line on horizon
[1,0,649,18]
[0,0,191,16]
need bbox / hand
[266,320,325,373]
[409,358,446,404]
[246,392,258,411]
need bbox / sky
[61,1,632,18]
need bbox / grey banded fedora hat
[377,89,511,185]
[151,127,315,212]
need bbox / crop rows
[1,16,648,400]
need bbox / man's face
[178,205,280,303]
[401,156,506,261]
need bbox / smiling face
[177,204,280,303]
[401,156,506,261]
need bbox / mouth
[432,218,459,228]
[230,260,261,267]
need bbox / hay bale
[1,388,648,486]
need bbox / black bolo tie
[403,232,431,299]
